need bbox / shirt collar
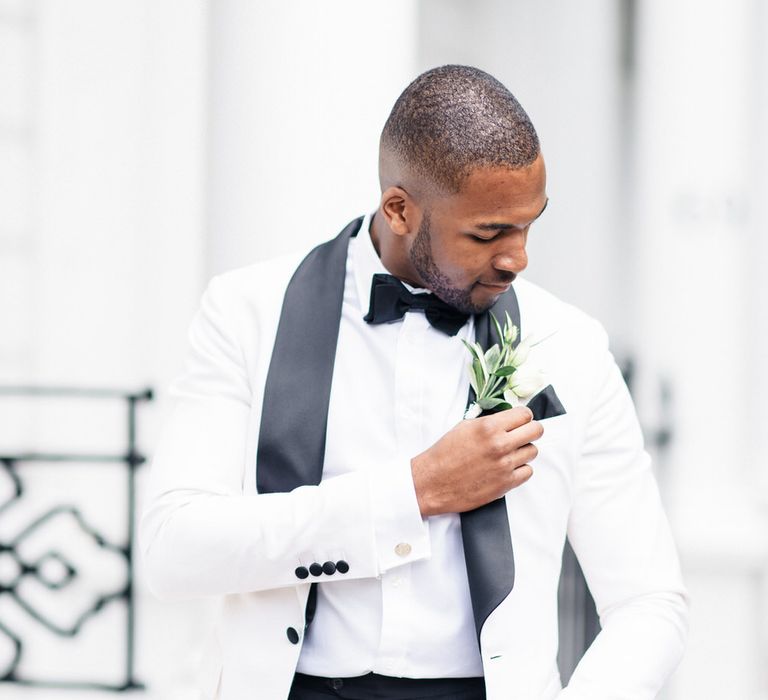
[351,212,388,315]
[350,211,474,337]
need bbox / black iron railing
[0,386,152,691]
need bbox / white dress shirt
[296,214,484,678]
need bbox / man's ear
[380,186,420,238]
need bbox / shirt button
[394,542,412,557]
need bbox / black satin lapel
[461,285,521,643]
[487,284,520,347]
[256,217,363,494]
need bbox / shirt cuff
[368,459,431,573]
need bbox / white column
[747,0,768,498]
[206,0,418,275]
[0,2,37,449]
[35,0,207,399]
[632,1,768,697]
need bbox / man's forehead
[472,198,549,230]
[434,159,548,221]
[460,157,546,187]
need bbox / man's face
[407,155,547,314]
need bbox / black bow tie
[363,273,470,336]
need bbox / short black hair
[381,65,540,192]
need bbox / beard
[408,211,499,314]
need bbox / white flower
[464,402,482,420]
[506,364,546,400]
[502,388,523,407]
[509,338,531,367]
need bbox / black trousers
[288,672,486,700]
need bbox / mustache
[483,272,517,285]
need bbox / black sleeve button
[286,627,300,644]
[295,566,309,579]
[309,562,323,576]
[322,561,336,575]
[335,560,349,574]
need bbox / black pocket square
[527,384,566,420]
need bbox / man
[140,65,688,700]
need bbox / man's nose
[492,240,528,273]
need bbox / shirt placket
[374,312,428,677]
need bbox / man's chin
[474,299,502,314]
[470,284,512,313]
[453,296,499,316]
[430,283,510,315]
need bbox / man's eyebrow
[474,198,549,231]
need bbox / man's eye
[472,235,496,243]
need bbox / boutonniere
[463,311,548,419]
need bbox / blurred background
[0,0,766,697]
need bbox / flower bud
[510,339,531,367]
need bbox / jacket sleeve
[557,323,689,699]
[139,274,429,600]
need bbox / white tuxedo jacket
[140,226,688,700]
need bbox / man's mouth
[478,275,516,291]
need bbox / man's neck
[368,210,422,288]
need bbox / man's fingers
[513,442,539,465]
[510,463,534,487]
[482,406,533,431]
[501,417,544,449]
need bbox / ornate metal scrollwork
[0,386,151,691]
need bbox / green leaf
[461,338,481,361]
[476,344,490,379]
[492,365,517,377]
[490,312,504,344]
[472,358,485,392]
[484,344,501,370]
[477,396,509,410]
[468,367,479,394]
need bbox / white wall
[206,0,419,275]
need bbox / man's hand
[411,407,543,516]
